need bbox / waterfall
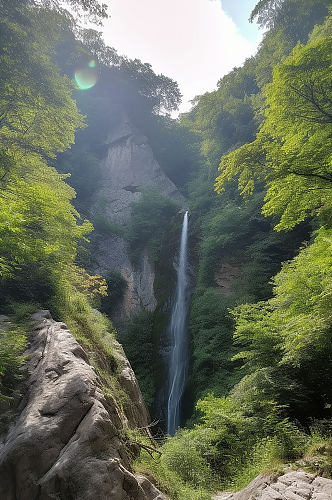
[167,211,189,436]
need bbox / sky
[101,0,262,114]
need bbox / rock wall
[213,470,332,500]
[0,311,168,500]
[214,261,241,294]
[91,115,185,323]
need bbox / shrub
[229,436,284,491]
[136,428,214,500]
[100,270,128,315]
[161,428,215,488]
[93,215,127,238]
[0,323,27,402]
[119,311,162,409]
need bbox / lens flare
[74,61,98,90]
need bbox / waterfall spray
[167,211,189,436]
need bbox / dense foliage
[216,15,332,230]
[119,311,162,409]
[0,323,27,402]
[179,0,325,408]
[0,2,91,301]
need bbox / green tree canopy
[250,0,330,43]
[0,2,92,300]
[216,15,332,230]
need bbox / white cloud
[101,0,261,113]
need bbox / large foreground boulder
[0,311,167,500]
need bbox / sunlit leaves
[215,140,266,197]
[0,324,27,401]
[272,228,332,360]
[233,227,332,367]
[215,15,332,229]
[0,164,92,279]
[0,5,91,287]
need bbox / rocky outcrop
[91,116,185,322]
[214,261,241,294]
[213,470,332,500]
[0,311,168,500]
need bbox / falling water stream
[167,211,189,436]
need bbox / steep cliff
[0,311,168,500]
[90,115,185,323]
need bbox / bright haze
[101,0,262,114]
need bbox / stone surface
[213,470,332,500]
[0,311,168,500]
[91,117,186,322]
[214,261,241,294]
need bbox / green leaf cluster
[0,4,93,304]
[216,15,332,230]
[119,311,167,410]
[0,323,26,402]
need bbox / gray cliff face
[0,311,168,500]
[91,117,185,322]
